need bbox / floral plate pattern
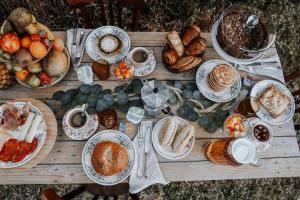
[85,26,131,64]
[0,102,47,168]
[82,130,136,185]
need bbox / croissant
[163,49,178,65]
[166,31,185,57]
[181,25,201,46]
[185,37,207,56]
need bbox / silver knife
[144,127,151,178]
[71,28,77,62]
[137,123,144,177]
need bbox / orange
[29,41,48,59]
[20,36,31,49]
[16,69,30,81]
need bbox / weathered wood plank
[42,137,300,164]
[1,157,300,184]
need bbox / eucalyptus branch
[194,102,222,114]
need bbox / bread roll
[181,25,201,46]
[163,49,178,65]
[172,125,194,153]
[166,31,185,57]
[160,117,178,146]
[185,37,207,56]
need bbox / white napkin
[129,121,168,194]
[66,28,91,69]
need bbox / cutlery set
[71,28,88,70]
[137,122,152,178]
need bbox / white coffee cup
[65,104,89,129]
[228,138,261,166]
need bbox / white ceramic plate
[82,130,136,185]
[250,80,295,125]
[152,116,194,160]
[85,26,131,64]
[0,102,47,168]
[196,60,241,102]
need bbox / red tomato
[39,72,52,84]
[31,34,41,41]
[1,33,20,53]
[28,138,38,154]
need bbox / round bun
[91,140,128,176]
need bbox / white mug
[228,138,261,166]
[65,104,89,129]
[127,47,154,66]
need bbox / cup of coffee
[246,118,273,152]
[66,104,89,129]
[127,47,153,66]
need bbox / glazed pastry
[185,37,207,56]
[181,25,201,46]
[166,31,185,57]
[160,117,178,146]
[163,49,178,65]
[169,56,195,70]
[172,125,194,153]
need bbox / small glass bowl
[223,113,249,138]
[110,59,134,80]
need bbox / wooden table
[0,32,300,184]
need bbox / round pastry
[163,49,178,65]
[181,25,201,46]
[185,37,207,56]
[99,35,119,54]
[91,140,128,176]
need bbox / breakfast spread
[163,25,206,73]
[0,102,45,164]
[159,117,194,153]
[258,84,292,118]
[91,140,129,176]
[207,64,235,91]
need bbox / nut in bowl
[152,116,195,160]
[162,25,206,73]
[82,130,136,185]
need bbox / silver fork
[71,28,77,62]
[137,123,144,177]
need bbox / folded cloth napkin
[129,121,168,194]
[66,28,91,70]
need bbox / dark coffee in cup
[253,124,270,142]
[132,50,148,63]
[69,111,87,128]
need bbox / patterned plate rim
[82,130,136,185]
[85,26,131,63]
[151,116,195,160]
[250,80,295,125]
[196,59,241,102]
[0,102,46,168]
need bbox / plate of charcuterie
[0,102,46,168]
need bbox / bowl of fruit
[15,47,70,88]
[111,60,134,80]
[0,7,58,67]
